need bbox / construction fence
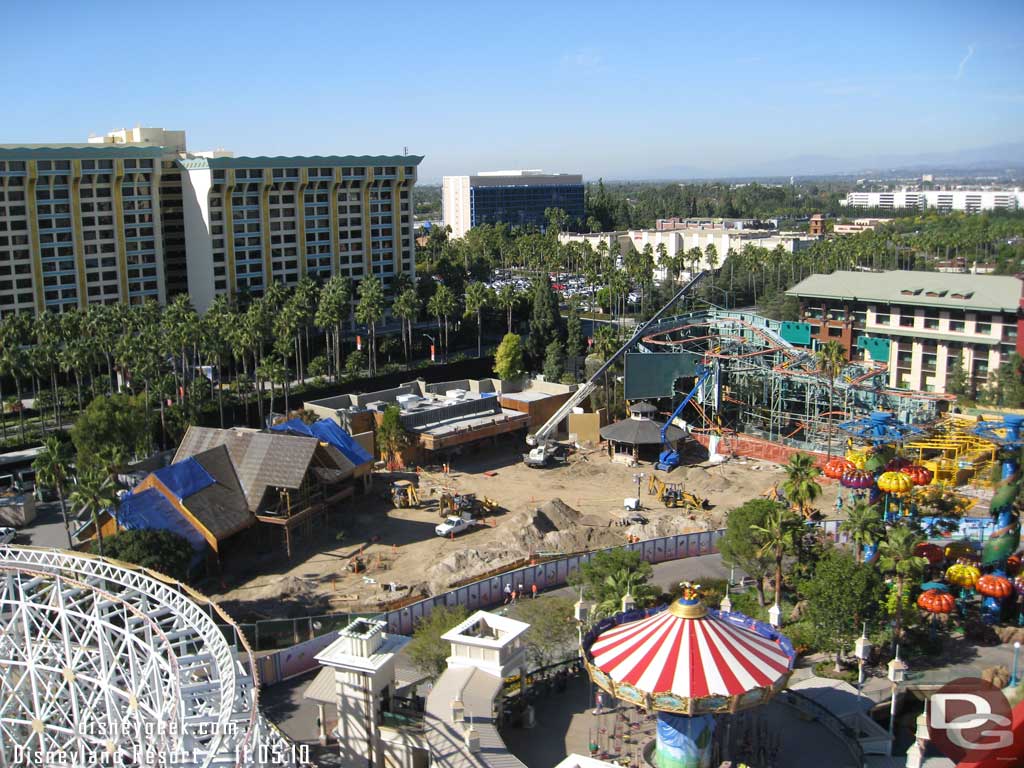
[249,519,852,685]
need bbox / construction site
[209,272,1022,625]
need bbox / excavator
[647,475,709,511]
[524,270,709,467]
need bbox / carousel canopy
[584,598,795,714]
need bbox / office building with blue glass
[442,170,584,238]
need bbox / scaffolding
[632,309,953,455]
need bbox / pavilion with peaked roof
[600,401,687,464]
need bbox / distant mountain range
[635,142,1024,182]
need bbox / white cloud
[955,44,975,80]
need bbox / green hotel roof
[178,154,424,170]
[0,144,166,160]
[787,270,1022,312]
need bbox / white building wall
[179,167,216,312]
[843,189,1024,211]
[442,176,472,238]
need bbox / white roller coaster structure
[0,546,302,767]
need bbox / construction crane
[524,270,709,467]
[654,363,714,472]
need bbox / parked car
[0,527,17,546]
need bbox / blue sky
[3,0,1022,181]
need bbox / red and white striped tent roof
[589,601,794,704]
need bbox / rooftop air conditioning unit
[445,389,467,400]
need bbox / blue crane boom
[654,363,713,472]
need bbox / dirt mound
[538,498,582,529]
[427,498,587,591]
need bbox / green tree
[71,394,148,472]
[815,340,846,457]
[718,498,780,606]
[800,550,883,672]
[69,466,118,558]
[98,529,194,582]
[494,333,525,380]
[427,283,458,360]
[750,504,802,614]
[947,354,968,398]
[377,405,408,466]
[496,284,519,335]
[566,298,584,358]
[393,288,420,364]
[840,500,885,563]
[509,596,578,668]
[543,339,564,381]
[878,523,926,644]
[464,281,491,358]
[527,274,564,362]
[355,275,385,376]
[783,453,822,518]
[995,353,1024,408]
[407,605,470,678]
[569,549,656,615]
[33,436,74,548]
[315,274,351,381]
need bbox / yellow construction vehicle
[438,491,479,518]
[647,475,709,511]
[391,480,421,508]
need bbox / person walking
[531,583,538,599]
[510,588,518,605]
[503,583,512,604]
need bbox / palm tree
[840,500,885,563]
[878,523,926,644]
[496,284,518,334]
[782,453,822,518]
[464,282,491,358]
[595,568,659,618]
[33,436,74,548]
[355,275,385,376]
[593,324,619,411]
[816,340,846,457]
[69,466,117,558]
[428,284,458,360]
[751,504,802,616]
[393,288,420,365]
[315,274,351,381]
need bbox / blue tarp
[116,488,208,554]
[270,418,372,466]
[153,458,215,501]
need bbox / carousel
[581,583,796,768]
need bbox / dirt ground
[210,442,842,620]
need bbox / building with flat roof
[305,377,578,465]
[832,217,892,235]
[443,170,584,238]
[181,154,422,311]
[559,226,818,284]
[786,270,1023,394]
[0,139,176,315]
[842,189,1023,212]
[1,126,423,316]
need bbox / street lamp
[1012,641,1021,687]
[854,622,872,708]
[887,646,908,756]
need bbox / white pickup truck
[435,514,477,538]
